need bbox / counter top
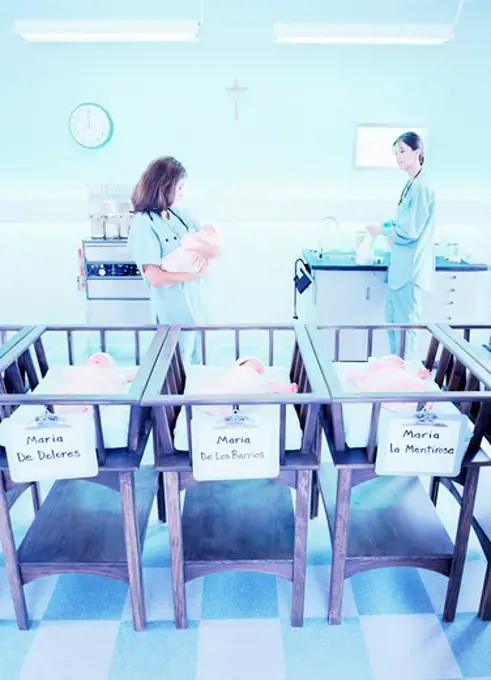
[301,249,490,273]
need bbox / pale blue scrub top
[383,172,436,291]
[128,208,207,325]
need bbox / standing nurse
[367,132,436,359]
[128,156,211,364]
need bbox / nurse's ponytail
[393,132,425,166]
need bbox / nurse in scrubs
[128,156,212,364]
[367,132,436,360]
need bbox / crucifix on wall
[226,79,248,123]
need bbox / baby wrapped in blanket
[346,355,433,413]
[196,356,298,416]
[161,224,221,273]
[53,352,136,413]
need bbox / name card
[191,409,280,482]
[375,410,468,478]
[6,409,99,484]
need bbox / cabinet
[297,267,490,361]
[422,271,490,324]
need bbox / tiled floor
[1,471,491,680]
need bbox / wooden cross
[226,79,247,123]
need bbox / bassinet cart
[142,323,328,629]
[0,324,167,631]
[307,322,491,625]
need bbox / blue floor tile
[281,618,374,680]
[362,613,461,680]
[0,621,38,680]
[197,619,285,680]
[18,621,120,680]
[109,621,199,680]
[444,614,491,678]
[350,568,435,615]
[306,517,332,566]
[43,574,128,621]
[141,523,171,568]
[201,572,279,620]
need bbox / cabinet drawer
[435,271,490,297]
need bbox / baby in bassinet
[196,356,298,416]
[346,355,433,413]
[54,352,136,413]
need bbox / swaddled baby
[196,356,298,416]
[54,352,136,413]
[346,355,433,413]
[161,224,220,274]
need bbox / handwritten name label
[191,413,279,482]
[376,412,468,477]
[7,420,98,483]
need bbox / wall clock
[68,102,114,149]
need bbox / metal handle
[366,286,371,301]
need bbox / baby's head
[235,356,265,375]
[86,352,116,370]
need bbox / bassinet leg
[120,471,146,632]
[291,470,311,627]
[429,477,440,506]
[0,476,29,630]
[328,468,352,625]
[157,472,166,524]
[31,483,41,514]
[478,561,491,620]
[165,472,187,629]
[443,466,479,622]
[310,472,320,519]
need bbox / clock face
[69,103,114,149]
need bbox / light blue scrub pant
[179,331,201,366]
[151,283,204,366]
[155,314,201,366]
[386,283,423,360]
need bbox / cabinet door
[314,271,375,324]
[366,271,388,323]
[314,271,387,360]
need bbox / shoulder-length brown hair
[131,156,187,213]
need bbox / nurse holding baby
[128,156,220,364]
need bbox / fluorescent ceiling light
[13,19,200,43]
[273,22,454,46]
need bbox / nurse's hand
[367,224,382,237]
[191,261,210,280]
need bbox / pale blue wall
[0,0,489,199]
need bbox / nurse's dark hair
[131,156,187,213]
[393,131,425,165]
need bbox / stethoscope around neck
[147,207,190,232]
[398,168,422,206]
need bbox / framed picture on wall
[354,124,428,170]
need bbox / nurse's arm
[143,265,201,288]
[382,185,431,246]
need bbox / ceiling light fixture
[273,22,454,46]
[13,19,200,43]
